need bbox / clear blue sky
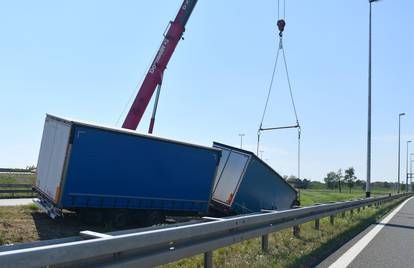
[0,1,413,182]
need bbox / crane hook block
[277,19,286,36]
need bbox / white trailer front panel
[36,116,71,202]
[212,145,250,206]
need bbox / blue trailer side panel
[231,157,297,214]
[60,124,220,213]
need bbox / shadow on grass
[287,198,405,268]
[30,211,116,241]
[30,210,168,241]
[376,222,414,230]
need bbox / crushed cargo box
[210,142,298,215]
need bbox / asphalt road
[0,198,36,206]
[318,196,414,268]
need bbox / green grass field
[0,173,36,198]
[0,173,35,184]
[299,188,393,206]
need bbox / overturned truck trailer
[34,115,297,225]
[210,142,298,215]
[34,114,221,225]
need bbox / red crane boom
[122,0,198,131]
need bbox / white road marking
[328,196,413,268]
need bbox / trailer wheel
[144,211,165,226]
[110,210,131,228]
[79,209,104,225]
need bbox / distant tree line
[284,175,312,189]
[285,167,398,192]
[323,167,359,193]
[284,175,328,189]
[0,165,36,173]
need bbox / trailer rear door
[36,116,71,202]
[212,146,250,206]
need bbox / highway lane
[318,196,414,268]
[0,198,37,206]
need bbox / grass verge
[0,205,40,245]
[161,197,407,268]
[299,188,393,206]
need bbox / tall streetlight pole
[406,140,412,192]
[238,133,245,149]
[410,153,414,192]
[366,0,381,198]
[397,113,405,193]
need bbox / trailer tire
[79,209,104,225]
[144,211,165,226]
[109,210,131,228]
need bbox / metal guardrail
[0,193,410,268]
[0,168,35,174]
[0,184,35,197]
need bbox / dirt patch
[0,206,120,245]
[0,206,39,244]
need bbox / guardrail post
[330,215,335,225]
[293,225,300,237]
[357,207,361,213]
[314,219,320,230]
[350,209,353,217]
[204,251,213,268]
[261,234,269,253]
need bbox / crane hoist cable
[257,0,302,180]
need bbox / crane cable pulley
[257,0,301,180]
